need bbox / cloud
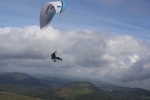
[116,55,150,82]
[0,26,150,85]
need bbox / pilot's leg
[53,59,56,62]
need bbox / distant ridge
[0,72,47,87]
[3,72,32,80]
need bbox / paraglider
[40,1,66,62]
[40,1,66,29]
[51,51,62,62]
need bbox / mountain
[19,77,47,87]
[25,81,150,100]
[0,72,47,87]
[40,77,72,87]
[25,81,111,100]
[3,72,32,80]
[0,75,18,84]
[66,81,100,92]
[0,72,3,76]
[1,72,150,100]
[55,81,105,100]
[0,72,73,88]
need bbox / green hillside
[0,92,41,100]
[25,86,97,100]
[66,81,100,92]
[53,86,112,100]
[27,81,111,100]
[54,87,94,100]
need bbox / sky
[0,0,150,90]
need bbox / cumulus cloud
[0,26,150,84]
[116,55,150,82]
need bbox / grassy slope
[66,87,94,99]
[65,87,111,100]
[0,92,41,100]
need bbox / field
[0,92,41,100]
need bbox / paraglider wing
[40,3,56,29]
[40,1,66,29]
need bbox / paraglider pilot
[51,51,62,62]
